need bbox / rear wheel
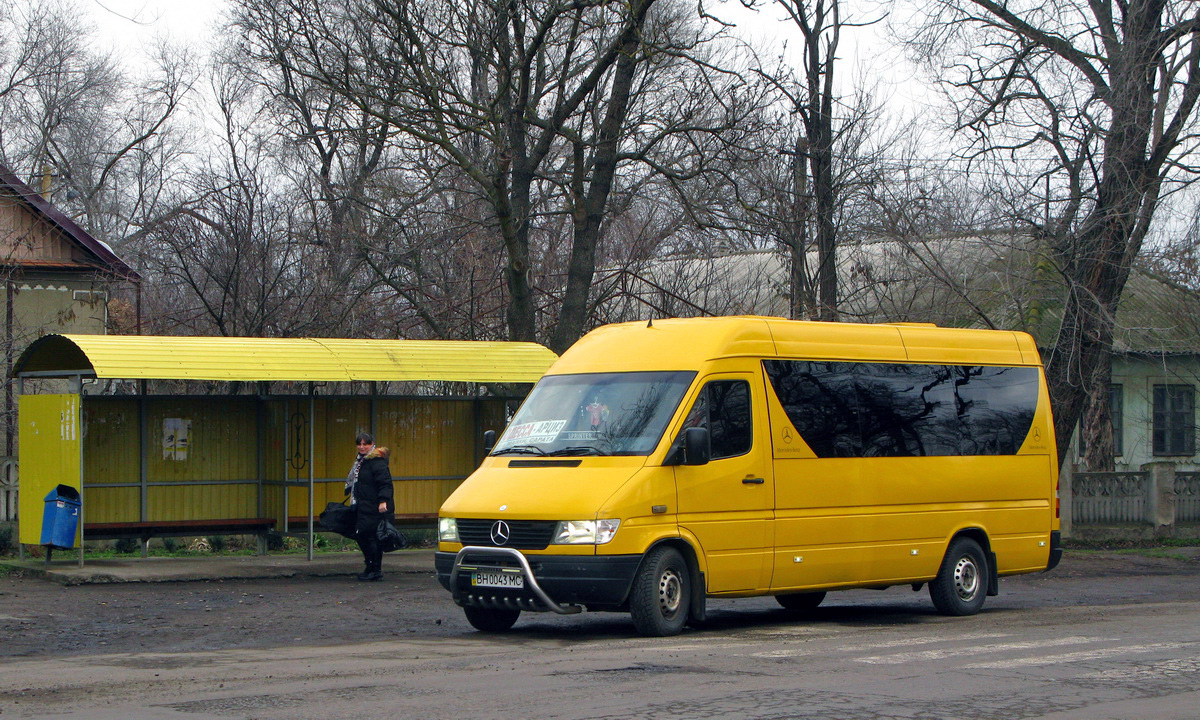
[929,537,988,616]
[775,591,827,612]
[463,606,520,632]
[630,546,691,637]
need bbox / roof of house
[0,163,140,281]
[613,235,1200,356]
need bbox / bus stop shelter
[13,334,556,565]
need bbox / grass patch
[1063,537,1200,551]
[70,531,366,560]
[1067,547,1192,561]
[1064,537,1200,561]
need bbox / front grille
[457,519,557,550]
[457,552,521,569]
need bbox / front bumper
[436,548,641,613]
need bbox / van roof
[548,316,1040,374]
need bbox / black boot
[357,559,374,581]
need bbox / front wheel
[929,537,988,616]
[463,605,520,632]
[630,546,691,637]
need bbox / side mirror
[483,429,496,455]
[682,427,710,466]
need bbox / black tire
[463,605,520,632]
[929,537,989,616]
[630,546,691,637]
[775,591,827,612]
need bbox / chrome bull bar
[450,546,583,615]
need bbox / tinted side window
[681,380,753,460]
[764,360,1039,458]
[761,361,860,457]
[857,364,959,457]
[709,381,752,459]
[956,365,1040,455]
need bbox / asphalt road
[1,549,1198,720]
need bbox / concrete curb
[0,549,437,585]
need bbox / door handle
[742,477,765,485]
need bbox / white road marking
[854,636,1101,664]
[963,642,1190,669]
[835,631,1011,653]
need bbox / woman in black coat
[346,432,395,581]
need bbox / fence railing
[1064,462,1200,535]
[1177,471,1200,524]
[1072,471,1149,524]
[0,457,17,523]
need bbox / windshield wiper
[547,446,607,457]
[491,445,547,456]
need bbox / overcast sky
[85,0,227,54]
[81,0,926,105]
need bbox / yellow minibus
[436,317,1062,636]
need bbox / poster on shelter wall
[163,418,191,461]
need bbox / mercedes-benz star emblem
[490,520,511,546]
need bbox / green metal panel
[18,394,80,545]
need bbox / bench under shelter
[13,334,557,566]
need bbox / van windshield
[492,371,696,457]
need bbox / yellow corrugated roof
[15,334,557,383]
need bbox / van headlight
[552,519,620,545]
[438,517,459,542]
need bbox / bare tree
[227,0,770,352]
[133,65,367,338]
[906,0,1200,468]
[228,0,668,347]
[715,0,898,322]
[773,0,844,321]
[0,0,192,244]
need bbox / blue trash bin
[41,484,81,550]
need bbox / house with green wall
[0,164,140,521]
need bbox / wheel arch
[642,537,707,624]
[946,526,999,597]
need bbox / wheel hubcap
[658,568,682,617]
[953,556,980,601]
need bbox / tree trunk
[1039,0,1163,467]
[549,0,654,354]
[1079,361,1116,471]
[788,137,814,319]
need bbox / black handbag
[318,500,357,539]
[376,517,408,552]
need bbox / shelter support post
[282,399,289,534]
[12,382,20,561]
[256,392,265,555]
[139,392,148,556]
[369,382,377,438]
[308,384,314,562]
[72,375,83,569]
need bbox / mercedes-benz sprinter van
[436,317,1062,636]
